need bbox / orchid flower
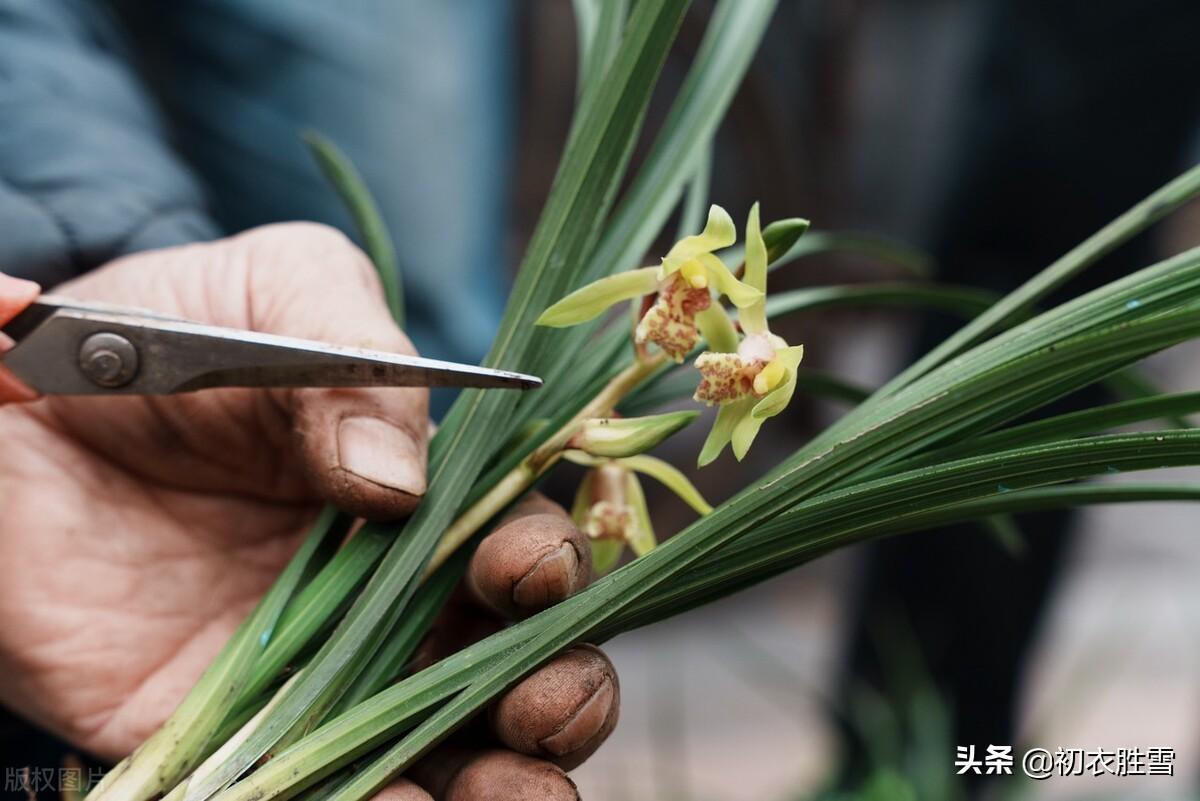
[565,451,712,575]
[536,205,762,361]
[695,203,805,466]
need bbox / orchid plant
[85,3,1200,801]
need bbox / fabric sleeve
[0,0,219,288]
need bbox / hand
[0,272,41,402]
[0,224,615,800]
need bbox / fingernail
[513,543,580,610]
[338,416,426,496]
[539,676,616,757]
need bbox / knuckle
[489,645,619,767]
[446,751,578,801]
[471,512,591,617]
[240,222,377,284]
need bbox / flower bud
[567,410,698,458]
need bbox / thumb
[236,223,429,520]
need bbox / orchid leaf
[304,132,403,324]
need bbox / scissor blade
[1,298,541,394]
[169,332,540,392]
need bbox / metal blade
[1,298,541,394]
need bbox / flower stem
[426,354,666,573]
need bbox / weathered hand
[0,224,615,800]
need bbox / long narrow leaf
[303,132,403,324]
[180,5,693,799]
[92,509,347,801]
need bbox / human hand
[0,272,41,402]
[0,224,615,799]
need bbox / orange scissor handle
[0,272,42,404]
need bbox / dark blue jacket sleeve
[0,0,219,288]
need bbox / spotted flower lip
[633,273,712,361]
[534,205,761,361]
[695,202,806,466]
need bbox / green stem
[427,355,666,572]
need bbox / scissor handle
[0,273,41,404]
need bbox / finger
[410,748,580,801]
[234,223,430,520]
[0,273,41,403]
[368,778,433,801]
[489,645,619,770]
[467,494,592,619]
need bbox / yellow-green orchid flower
[695,203,805,466]
[566,451,712,575]
[536,205,762,361]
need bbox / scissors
[0,296,541,396]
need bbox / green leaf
[898,391,1200,472]
[233,527,392,710]
[764,283,998,320]
[774,230,931,277]
[580,0,779,284]
[791,367,873,405]
[675,141,713,240]
[91,509,347,801]
[979,515,1026,557]
[723,227,916,276]
[329,550,468,716]
[573,0,629,95]
[1104,368,1195,428]
[303,132,403,324]
[878,164,1200,397]
[523,0,778,423]
[179,4,693,799]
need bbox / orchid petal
[624,472,657,556]
[695,305,739,353]
[731,410,766,460]
[660,204,737,278]
[569,470,594,525]
[698,253,761,308]
[615,454,713,515]
[591,539,623,576]
[752,345,804,420]
[740,203,769,335]
[536,267,659,327]
[698,397,754,467]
